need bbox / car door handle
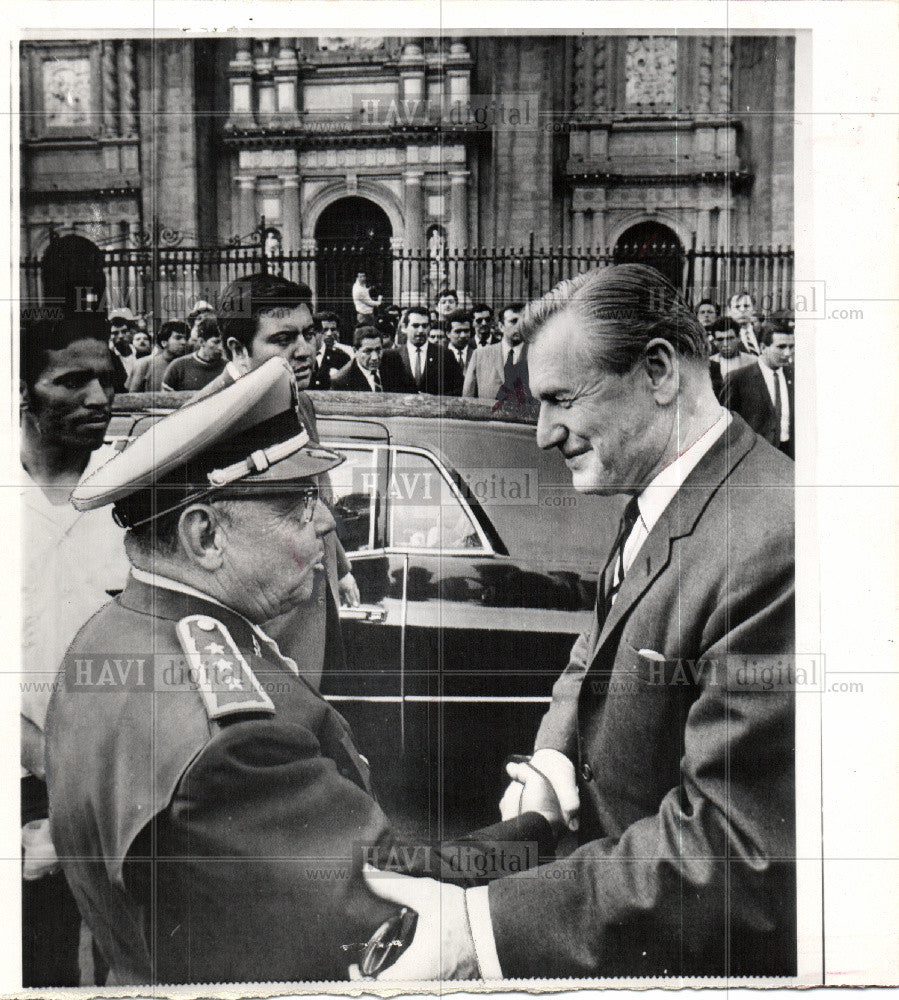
[339,603,388,623]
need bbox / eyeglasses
[211,484,320,525]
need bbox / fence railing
[20,242,794,325]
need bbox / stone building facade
[21,34,794,302]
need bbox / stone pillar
[281,174,300,251]
[229,39,255,128]
[274,38,299,124]
[118,40,136,137]
[101,41,118,137]
[236,175,257,240]
[446,40,471,102]
[572,209,586,249]
[403,169,424,302]
[448,169,469,251]
[254,39,275,123]
[399,42,425,104]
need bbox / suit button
[580,762,593,782]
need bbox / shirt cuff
[465,885,503,979]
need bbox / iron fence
[20,241,794,330]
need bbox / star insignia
[204,642,225,655]
[225,675,244,691]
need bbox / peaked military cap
[71,357,343,527]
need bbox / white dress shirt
[406,341,427,377]
[465,406,732,978]
[755,358,791,443]
[502,342,523,365]
[356,361,380,392]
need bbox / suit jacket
[333,354,416,394]
[487,416,796,978]
[447,342,475,373]
[463,341,537,416]
[721,360,794,457]
[46,577,553,985]
[397,342,463,396]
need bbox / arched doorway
[314,197,392,335]
[613,222,684,291]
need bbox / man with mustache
[20,312,129,985]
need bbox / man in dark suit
[396,306,463,395]
[333,325,416,393]
[362,264,795,981]
[721,320,795,459]
[445,309,476,372]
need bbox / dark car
[107,391,624,840]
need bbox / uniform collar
[126,568,299,675]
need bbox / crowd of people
[20,262,796,987]
[103,277,794,460]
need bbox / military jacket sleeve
[138,713,398,984]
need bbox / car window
[328,447,380,553]
[388,450,485,552]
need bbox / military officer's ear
[178,503,225,571]
[641,338,679,404]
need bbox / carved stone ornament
[625,37,677,107]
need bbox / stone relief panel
[625,36,677,107]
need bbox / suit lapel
[593,416,756,654]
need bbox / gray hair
[520,264,709,373]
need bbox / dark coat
[45,577,552,985]
[333,354,416,394]
[487,416,797,978]
[397,342,463,396]
[721,360,794,457]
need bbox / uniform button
[580,762,594,782]
[196,616,216,631]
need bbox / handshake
[499,748,580,835]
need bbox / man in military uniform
[45,358,557,986]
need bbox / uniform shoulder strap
[176,614,276,722]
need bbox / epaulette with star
[176,614,276,721]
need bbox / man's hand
[350,865,479,981]
[499,748,579,832]
[338,572,360,607]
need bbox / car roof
[110,391,622,568]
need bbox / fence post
[527,232,535,301]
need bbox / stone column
[229,39,255,128]
[572,209,586,249]
[390,235,406,307]
[274,38,299,124]
[101,41,118,137]
[399,42,425,105]
[235,175,257,240]
[403,169,424,302]
[118,40,136,137]
[448,169,469,251]
[280,174,300,252]
[446,40,471,102]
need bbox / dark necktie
[598,497,641,625]
[372,369,383,393]
[772,370,782,437]
[413,347,424,386]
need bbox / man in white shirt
[20,314,129,986]
[361,264,795,981]
[352,272,382,325]
[721,321,795,459]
